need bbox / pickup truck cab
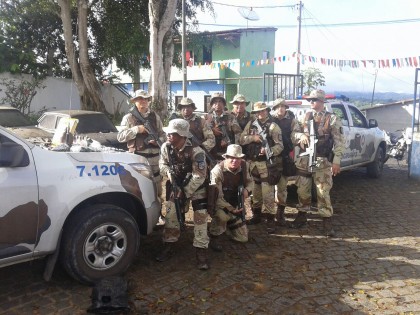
[0,126,161,284]
[282,94,387,178]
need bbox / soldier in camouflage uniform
[117,89,165,199]
[291,90,345,237]
[230,94,253,143]
[155,119,210,270]
[271,98,301,226]
[170,97,215,162]
[208,144,252,251]
[240,102,283,233]
[207,92,242,161]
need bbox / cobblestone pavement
[1,161,420,315]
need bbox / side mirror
[368,119,378,128]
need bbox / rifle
[130,107,163,147]
[237,182,246,222]
[299,119,318,172]
[166,144,186,228]
[213,114,231,146]
[251,120,274,162]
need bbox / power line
[211,1,294,9]
[198,17,420,29]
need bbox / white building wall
[0,73,131,115]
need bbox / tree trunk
[148,0,178,118]
[58,0,106,112]
[77,0,106,112]
[133,58,140,91]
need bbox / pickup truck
[0,126,161,284]
[283,95,387,178]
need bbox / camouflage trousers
[296,168,333,217]
[250,161,277,215]
[275,175,289,206]
[209,208,248,243]
[162,187,209,248]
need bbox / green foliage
[0,0,70,77]
[301,67,326,94]
[0,76,45,115]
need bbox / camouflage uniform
[208,93,242,161]
[240,102,283,232]
[208,158,252,243]
[159,139,209,248]
[117,108,165,198]
[294,109,345,217]
[271,106,300,211]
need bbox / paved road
[1,161,419,314]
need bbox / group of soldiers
[117,88,345,270]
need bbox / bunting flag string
[191,52,420,69]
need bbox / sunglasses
[309,98,320,102]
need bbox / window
[204,95,211,112]
[331,104,349,127]
[348,105,367,128]
[262,50,269,60]
[203,46,212,64]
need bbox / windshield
[75,113,118,133]
[0,109,32,127]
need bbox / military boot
[209,235,223,252]
[246,207,262,225]
[196,248,209,270]
[155,242,173,262]
[323,217,336,237]
[290,211,307,229]
[266,214,276,234]
[275,205,287,226]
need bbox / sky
[193,0,420,95]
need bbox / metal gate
[263,73,304,104]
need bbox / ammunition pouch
[266,157,282,185]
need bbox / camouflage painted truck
[0,126,161,284]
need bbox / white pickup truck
[284,95,387,178]
[0,126,161,284]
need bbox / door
[330,104,353,167]
[346,105,373,164]
[0,131,39,264]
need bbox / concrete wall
[0,73,130,115]
[363,102,418,133]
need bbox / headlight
[129,163,153,179]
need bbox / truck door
[346,105,373,164]
[0,131,39,264]
[330,104,353,167]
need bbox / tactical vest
[188,116,205,143]
[169,114,205,143]
[211,113,234,154]
[167,144,194,186]
[127,111,159,152]
[274,116,294,155]
[246,118,276,161]
[220,160,247,208]
[236,111,252,131]
[304,111,333,157]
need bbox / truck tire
[60,204,140,284]
[367,146,384,178]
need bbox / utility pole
[296,0,303,75]
[182,0,187,97]
[371,69,378,107]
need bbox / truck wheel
[60,204,140,284]
[367,146,384,178]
